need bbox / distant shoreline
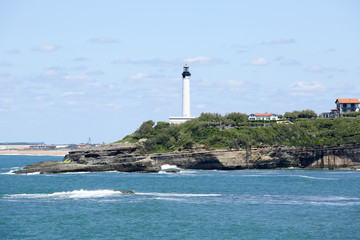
[0,149,69,156]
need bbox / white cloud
[0,73,13,83]
[61,92,85,97]
[128,72,171,83]
[232,44,253,53]
[32,45,61,52]
[112,58,178,66]
[223,79,246,87]
[130,73,150,80]
[90,37,118,43]
[281,59,301,66]
[274,56,284,61]
[72,57,89,62]
[0,98,11,104]
[249,57,268,66]
[196,104,206,109]
[43,70,58,76]
[220,79,258,94]
[86,82,102,88]
[64,100,79,105]
[305,65,339,73]
[7,49,20,54]
[262,38,296,45]
[0,61,12,67]
[34,95,48,101]
[113,56,224,66]
[184,56,224,65]
[63,75,91,80]
[72,65,88,71]
[197,78,210,86]
[87,70,105,75]
[289,81,326,96]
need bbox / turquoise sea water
[0,155,359,240]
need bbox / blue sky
[1,0,359,144]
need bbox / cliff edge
[14,143,360,174]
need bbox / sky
[1,0,359,144]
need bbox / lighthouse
[182,64,191,117]
[169,64,196,124]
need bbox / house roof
[331,108,339,111]
[335,98,360,104]
[254,113,273,116]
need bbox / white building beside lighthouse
[169,64,196,124]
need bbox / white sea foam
[152,197,189,202]
[25,172,41,175]
[304,196,359,201]
[1,170,16,175]
[136,192,222,197]
[241,174,264,177]
[160,164,180,170]
[297,175,336,180]
[4,190,222,201]
[5,189,131,200]
[0,167,21,175]
[307,201,360,206]
[61,171,91,174]
[248,194,360,206]
[1,170,42,175]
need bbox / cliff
[14,143,360,174]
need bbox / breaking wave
[4,190,358,206]
[3,190,222,202]
[4,189,130,200]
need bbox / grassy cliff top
[117,112,360,154]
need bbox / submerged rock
[164,169,181,173]
[115,190,135,194]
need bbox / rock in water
[115,190,135,194]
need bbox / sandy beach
[0,149,69,156]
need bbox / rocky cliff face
[15,143,360,174]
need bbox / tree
[284,111,299,120]
[137,120,155,137]
[198,112,224,122]
[284,110,317,119]
[154,121,170,131]
[298,109,317,119]
[225,112,248,125]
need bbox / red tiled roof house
[335,98,360,114]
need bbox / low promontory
[14,114,360,174]
[14,142,360,174]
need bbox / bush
[120,116,360,153]
[284,109,317,120]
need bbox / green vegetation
[62,159,71,164]
[343,112,360,118]
[283,109,317,120]
[118,112,360,154]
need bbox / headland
[13,115,360,174]
[14,142,360,174]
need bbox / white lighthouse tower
[169,64,195,124]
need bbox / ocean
[0,155,359,240]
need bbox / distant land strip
[0,149,69,156]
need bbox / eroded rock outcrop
[15,143,360,174]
